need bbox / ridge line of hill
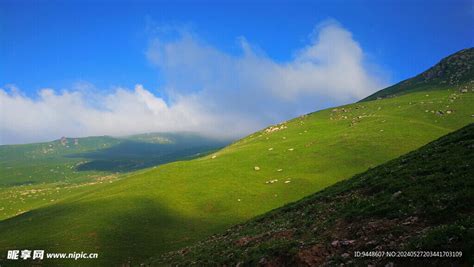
[361,47,473,101]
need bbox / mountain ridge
[361,47,474,101]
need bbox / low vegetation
[0,133,227,220]
[155,123,474,266]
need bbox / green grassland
[0,133,226,220]
[0,133,227,186]
[0,87,472,266]
[156,123,474,266]
[0,136,121,187]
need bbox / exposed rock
[235,236,255,247]
[296,245,328,266]
[341,240,356,246]
[391,191,402,199]
[60,137,68,146]
[402,216,418,225]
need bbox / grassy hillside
[156,123,474,266]
[1,87,472,266]
[361,48,473,101]
[0,133,227,220]
[0,133,227,186]
[0,136,120,186]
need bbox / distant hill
[0,133,228,186]
[156,123,474,266]
[0,132,228,221]
[361,48,474,101]
[0,132,228,186]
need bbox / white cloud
[0,21,386,144]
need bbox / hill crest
[362,48,474,101]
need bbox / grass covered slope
[0,133,226,220]
[156,123,474,266]
[0,88,473,266]
[0,136,121,187]
[361,48,473,101]
[0,133,227,187]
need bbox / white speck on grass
[266,179,279,184]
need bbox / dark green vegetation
[70,133,227,173]
[362,48,473,101]
[156,123,474,266]
[0,49,472,266]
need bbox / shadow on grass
[0,196,236,266]
[66,139,227,173]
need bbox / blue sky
[1,0,472,93]
[0,0,473,144]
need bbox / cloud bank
[0,21,386,144]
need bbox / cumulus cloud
[0,21,386,144]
